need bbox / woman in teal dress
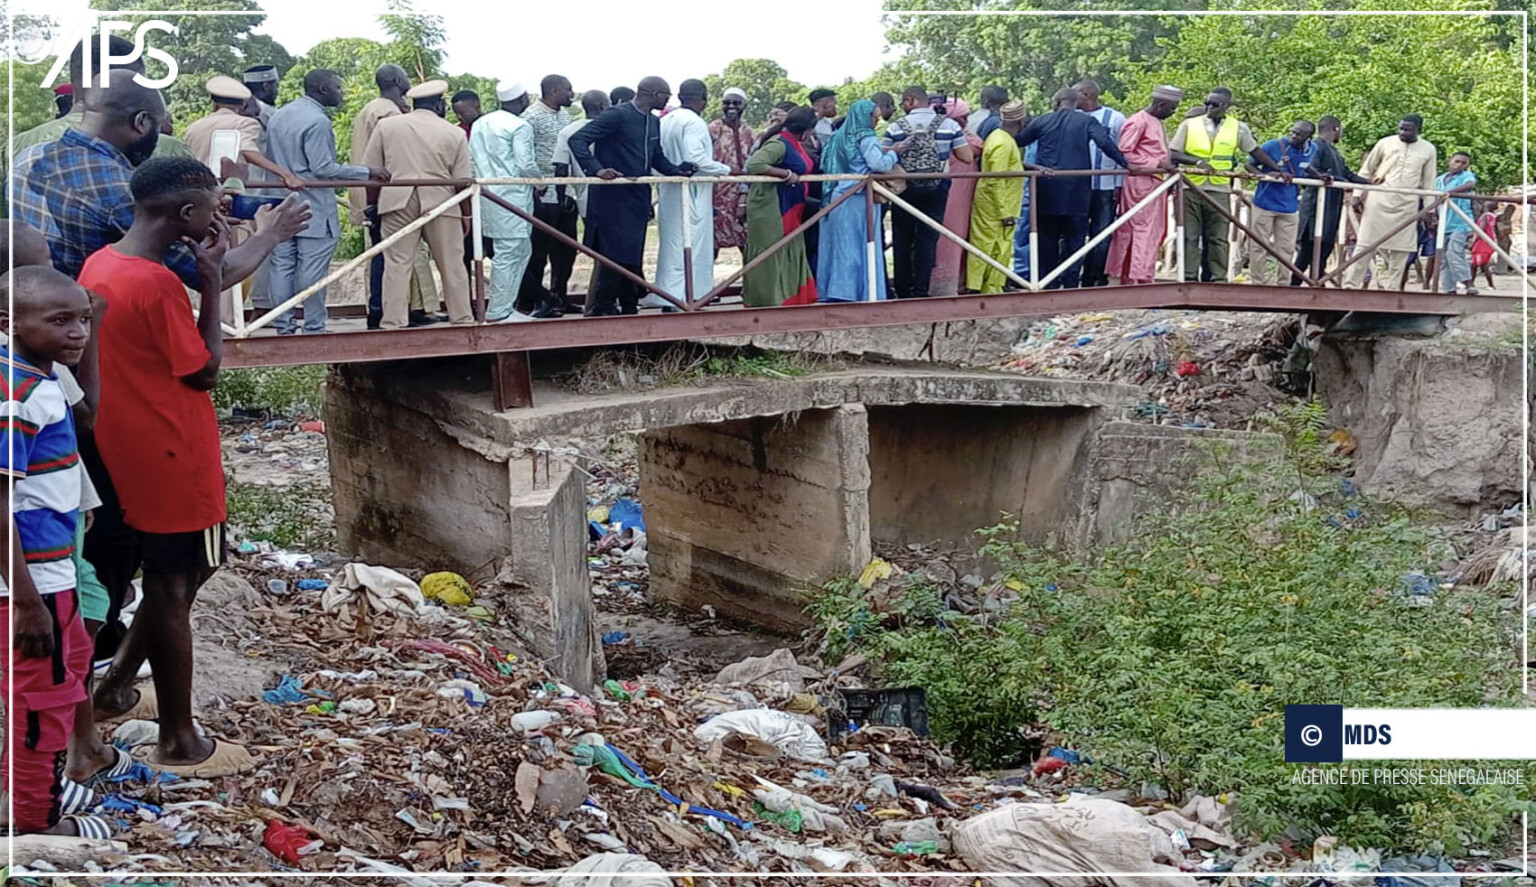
[815,99,897,302]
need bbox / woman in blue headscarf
[815,98,898,302]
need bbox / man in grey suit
[266,68,391,334]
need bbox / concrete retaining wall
[866,404,1098,549]
[1082,422,1283,545]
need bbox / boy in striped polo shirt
[2,264,112,838]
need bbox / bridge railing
[228,167,1529,338]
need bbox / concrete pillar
[326,366,601,692]
[640,405,872,632]
[503,467,603,694]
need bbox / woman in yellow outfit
[967,100,1029,293]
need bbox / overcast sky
[19,0,898,91]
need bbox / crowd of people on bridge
[10,46,1515,338]
[0,32,1519,839]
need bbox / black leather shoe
[366,311,382,330]
[407,311,444,327]
[528,297,563,319]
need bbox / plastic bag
[695,709,828,762]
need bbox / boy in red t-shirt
[79,157,272,777]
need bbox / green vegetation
[879,0,1525,189]
[563,345,830,393]
[212,366,327,416]
[809,402,1532,853]
[225,481,334,550]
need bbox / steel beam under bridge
[223,282,1518,370]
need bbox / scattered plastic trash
[895,780,955,810]
[266,579,289,595]
[1046,746,1081,765]
[263,819,322,865]
[1398,572,1442,596]
[264,551,315,571]
[574,742,751,830]
[753,804,803,833]
[295,578,328,591]
[1126,321,1172,339]
[511,710,561,733]
[607,498,645,533]
[753,780,846,834]
[695,709,829,762]
[438,679,487,707]
[421,572,474,607]
[320,563,424,618]
[892,840,940,857]
[262,674,330,706]
[601,631,629,645]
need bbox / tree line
[2,0,1522,207]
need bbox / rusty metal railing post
[681,180,695,308]
[1175,175,1186,282]
[1309,184,1325,287]
[1431,198,1448,294]
[471,183,486,321]
[1028,175,1039,291]
[864,181,878,302]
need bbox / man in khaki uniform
[351,64,438,328]
[184,76,301,187]
[183,76,303,323]
[365,79,475,329]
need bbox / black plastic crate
[829,687,929,738]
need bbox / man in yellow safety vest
[1170,88,1284,283]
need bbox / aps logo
[36,16,181,91]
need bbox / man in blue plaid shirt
[9,70,310,292]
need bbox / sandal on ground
[59,779,99,815]
[100,685,158,724]
[78,746,136,790]
[131,738,258,778]
[62,814,116,840]
[2,785,99,819]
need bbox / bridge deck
[223,282,1520,370]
